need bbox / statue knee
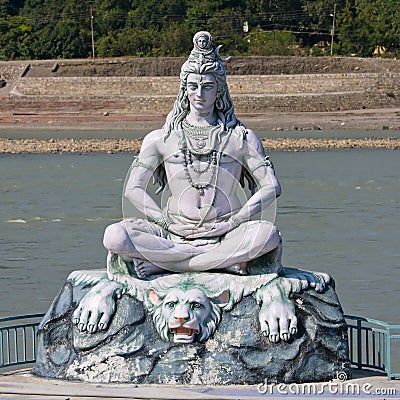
[257,221,281,248]
[103,223,130,254]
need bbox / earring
[180,97,189,110]
[215,98,224,110]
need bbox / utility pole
[90,7,95,59]
[330,3,336,56]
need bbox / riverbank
[1,107,399,152]
[1,57,399,130]
[1,136,399,153]
[0,107,399,134]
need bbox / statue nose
[174,305,190,324]
[196,85,204,97]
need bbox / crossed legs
[103,219,282,277]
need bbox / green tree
[0,15,32,59]
[96,28,158,57]
[0,0,24,17]
[157,22,193,56]
[370,0,400,54]
[247,26,296,56]
[0,0,399,59]
[336,0,374,56]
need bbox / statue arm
[187,131,280,239]
[124,130,165,222]
[230,130,281,224]
[246,129,281,195]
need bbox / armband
[263,156,274,169]
[249,155,275,173]
[131,156,153,170]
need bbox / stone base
[32,268,349,385]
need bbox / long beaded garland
[182,149,219,195]
[187,151,215,174]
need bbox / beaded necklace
[179,119,223,196]
[182,149,219,195]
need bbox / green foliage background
[0,0,398,60]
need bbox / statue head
[164,31,240,135]
[193,31,212,51]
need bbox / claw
[269,333,279,343]
[281,331,290,342]
[290,326,297,335]
[78,323,87,332]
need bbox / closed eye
[187,83,198,91]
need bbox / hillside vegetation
[0,0,399,60]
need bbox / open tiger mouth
[172,327,195,336]
[171,327,197,342]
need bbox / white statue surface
[34,32,349,384]
[71,31,332,342]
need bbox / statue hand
[186,221,232,239]
[168,223,207,238]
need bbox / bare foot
[134,259,167,278]
[223,262,248,275]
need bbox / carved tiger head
[148,287,229,343]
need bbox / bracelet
[228,215,243,229]
[154,215,173,230]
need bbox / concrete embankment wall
[1,57,399,113]
[9,73,399,113]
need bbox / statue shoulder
[244,128,266,157]
[136,129,166,162]
[142,128,165,146]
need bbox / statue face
[186,73,218,115]
[196,35,209,49]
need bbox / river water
[0,143,399,325]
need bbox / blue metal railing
[0,313,45,369]
[0,313,399,381]
[345,314,400,380]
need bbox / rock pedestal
[32,267,349,385]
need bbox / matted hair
[163,37,243,139]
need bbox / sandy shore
[0,108,399,152]
[0,108,399,132]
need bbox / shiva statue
[71,32,331,343]
[102,30,282,278]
